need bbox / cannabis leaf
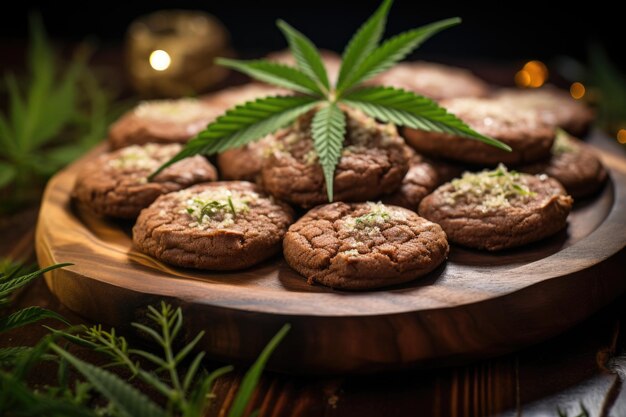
[312,104,346,202]
[153,0,511,201]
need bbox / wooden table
[2,132,625,417]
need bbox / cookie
[266,49,341,84]
[261,109,410,208]
[369,61,490,101]
[217,135,277,181]
[418,165,573,251]
[73,143,217,218]
[201,83,287,111]
[404,96,556,165]
[108,99,221,149]
[283,202,449,290]
[519,131,607,199]
[133,182,294,270]
[383,147,463,210]
[493,87,594,137]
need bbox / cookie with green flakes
[419,165,573,251]
[283,201,448,290]
[133,181,294,270]
[73,143,217,219]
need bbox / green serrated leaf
[342,87,511,151]
[150,96,320,179]
[30,52,86,148]
[276,20,330,92]
[52,344,167,417]
[216,58,322,95]
[0,370,98,417]
[12,333,58,380]
[5,73,26,147]
[0,306,68,333]
[0,162,16,189]
[227,324,290,417]
[312,103,346,202]
[0,346,31,365]
[0,263,71,299]
[336,0,392,90]
[339,17,461,93]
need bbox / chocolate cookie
[369,61,490,101]
[519,131,607,199]
[216,135,278,181]
[419,165,573,251]
[108,99,221,149]
[404,97,556,165]
[202,83,287,111]
[133,182,294,270]
[493,87,594,137]
[283,202,449,290]
[262,109,410,208]
[383,147,463,210]
[73,143,217,218]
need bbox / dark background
[1,0,623,71]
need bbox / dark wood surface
[1,132,624,415]
[35,133,626,374]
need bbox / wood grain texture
[35,136,626,374]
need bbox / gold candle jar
[126,10,232,97]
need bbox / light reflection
[149,50,171,71]
[570,82,585,99]
[515,60,548,88]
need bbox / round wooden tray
[36,137,626,374]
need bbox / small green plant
[0,15,124,213]
[151,0,511,202]
[0,264,289,417]
[587,44,626,138]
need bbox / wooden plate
[36,136,626,374]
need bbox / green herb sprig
[151,0,511,202]
[1,267,289,417]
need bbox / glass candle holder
[126,10,232,97]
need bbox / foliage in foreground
[0,262,289,417]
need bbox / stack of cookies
[72,56,606,291]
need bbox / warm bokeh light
[618,129,626,144]
[149,50,171,71]
[515,60,548,88]
[570,82,585,100]
[515,70,531,87]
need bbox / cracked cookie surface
[73,143,217,218]
[404,96,556,166]
[493,87,594,137]
[418,166,573,251]
[369,61,490,101]
[283,202,449,290]
[133,181,294,270]
[383,147,463,210]
[108,98,221,149]
[519,132,607,199]
[262,109,409,208]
